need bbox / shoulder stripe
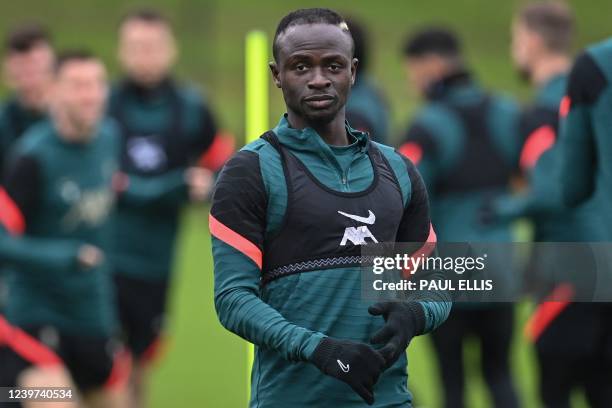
[0,315,62,366]
[209,213,262,269]
[519,125,556,171]
[0,187,25,235]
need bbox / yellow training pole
[246,30,269,143]
[244,29,268,405]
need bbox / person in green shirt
[0,50,129,408]
[344,17,390,144]
[0,23,55,317]
[0,23,54,175]
[211,8,450,407]
[505,3,611,407]
[398,28,521,408]
[108,8,227,407]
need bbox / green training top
[0,119,119,337]
[211,115,451,408]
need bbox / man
[557,31,612,238]
[344,17,390,144]
[210,8,451,407]
[0,51,128,407]
[0,23,54,317]
[398,28,521,408]
[553,8,612,406]
[503,3,611,407]
[108,8,228,406]
[0,23,54,174]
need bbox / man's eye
[329,64,342,71]
[295,64,308,71]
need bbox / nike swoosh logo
[337,359,350,373]
[338,210,375,225]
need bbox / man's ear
[269,62,281,88]
[351,58,358,85]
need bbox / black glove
[368,302,424,368]
[311,337,386,405]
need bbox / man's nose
[307,68,331,89]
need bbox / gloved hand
[310,337,386,405]
[368,302,424,368]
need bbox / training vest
[436,95,513,196]
[260,131,405,284]
[109,82,188,176]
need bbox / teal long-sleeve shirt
[210,115,450,408]
[399,75,521,243]
[557,38,612,239]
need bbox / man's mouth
[303,94,335,109]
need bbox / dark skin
[270,23,357,146]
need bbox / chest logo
[338,210,379,246]
[127,136,167,172]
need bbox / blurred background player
[0,50,128,407]
[554,12,612,406]
[344,17,390,143]
[504,3,610,407]
[398,28,521,408]
[0,23,54,174]
[0,22,54,390]
[0,23,54,318]
[109,8,230,407]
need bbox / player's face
[3,43,54,108]
[270,23,357,126]
[511,19,534,80]
[404,55,445,97]
[119,20,176,86]
[53,60,108,135]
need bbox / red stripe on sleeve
[403,224,437,277]
[524,283,574,342]
[0,187,25,235]
[198,132,236,172]
[559,96,571,118]
[209,213,263,269]
[0,315,62,367]
[398,142,423,166]
[519,125,556,171]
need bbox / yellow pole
[246,30,269,143]
[244,29,268,405]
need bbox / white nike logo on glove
[337,359,350,373]
[338,210,376,225]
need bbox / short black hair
[273,8,350,61]
[120,8,171,29]
[345,17,368,73]
[54,49,98,73]
[403,27,461,59]
[5,22,51,54]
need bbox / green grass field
[2,0,611,406]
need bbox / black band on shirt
[3,154,41,224]
[567,52,608,106]
[210,150,267,252]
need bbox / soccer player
[109,8,228,406]
[506,3,612,407]
[552,8,612,408]
[398,28,521,408]
[210,8,451,407]
[0,51,128,407]
[0,23,54,174]
[557,25,612,239]
[344,17,390,144]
